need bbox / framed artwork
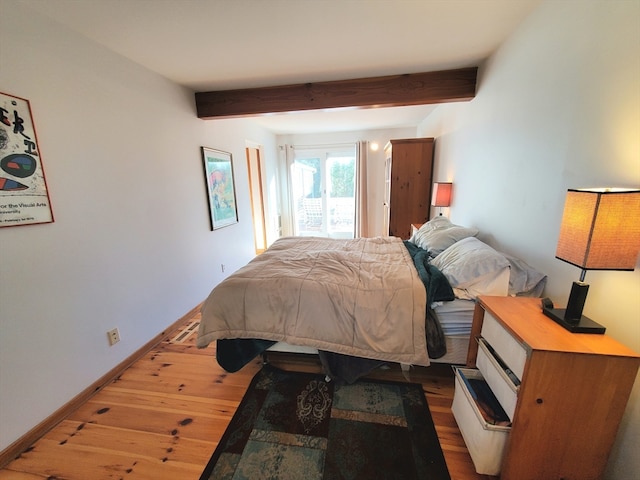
[0,91,54,227]
[202,147,238,230]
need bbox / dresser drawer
[452,368,510,475]
[477,338,519,420]
[481,311,527,380]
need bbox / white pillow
[431,237,510,300]
[409,216,478,256]
[501,253,547,297]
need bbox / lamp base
[542,307,606,334]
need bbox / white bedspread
[197,236,430,366]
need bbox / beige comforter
[197,236,430,366]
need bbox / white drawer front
[481,311,527,380]
[452,368,510,476]
[476,339,518,421]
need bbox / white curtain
[277,145,294,237]
[355,140,368,238]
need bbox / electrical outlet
[107,328,120,346]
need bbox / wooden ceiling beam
[195,67,477,119]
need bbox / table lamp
[542,188,640,333]
[432,182,452,216]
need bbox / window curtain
[278,144,294,237]
[355,140,368,238]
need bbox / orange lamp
[543,188,640,333]
[432,182,452,216]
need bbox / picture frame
[0,91,54,227]
[201,147,238,230]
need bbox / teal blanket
[403,241,454,303]
[403,241,454,359]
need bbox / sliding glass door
[290,144,356,239]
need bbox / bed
[409,216,546,364]
[197,217,547,381]
[197,236,435,370]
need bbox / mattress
[267,335,470,365]
[267,298,475,365]
[433,298,476,336]
[267,342,317,354]
[430,334,469,364]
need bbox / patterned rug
[199,365,450,479]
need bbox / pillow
[501,253,547,297]
[417,215,452,230]
[409,216,479,256]
[431,237,510,300]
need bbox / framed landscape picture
[202,147,238,230]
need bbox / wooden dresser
[383,138,434,239]
[457,295,640,479]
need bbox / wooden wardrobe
[383,138,435,239]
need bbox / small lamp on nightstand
[542,188,640,334]
[432,182,452,216]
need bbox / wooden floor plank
[40,421,216,466]
[65,401,234,444]
[94,387,240,416]
[0,471,48,480]
[1,312,495,480]
[9,438,203,480]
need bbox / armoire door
[385,138,434,239]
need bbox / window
[289,144,357,239]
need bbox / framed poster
[202,147,238,230]
[0,91,54,227]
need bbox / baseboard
[0,303,202,469]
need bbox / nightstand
[453,295,640,479]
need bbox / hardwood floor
[0,312,495,480]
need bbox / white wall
[418,1,640,477]
[0,2,276,452]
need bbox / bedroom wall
[3,0,637,475]
[0,2,277,452]
[417,0,640,477]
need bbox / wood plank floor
[1,312,496,480]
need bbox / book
[458,369,511,427]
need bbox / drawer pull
[536,398,543,404]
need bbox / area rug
[199,365,450,479]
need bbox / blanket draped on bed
[403,240,454,360]
[197,236,430,366]
[403,241,455,305]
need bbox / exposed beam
[195,67,477,119]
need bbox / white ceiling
[18,0,541,133]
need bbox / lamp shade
[432,182,452,207]
[555,188,640,271]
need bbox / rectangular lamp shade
[556,188,640,271]
[432,182,452,207]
